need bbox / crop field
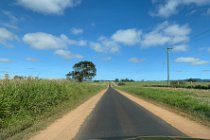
[0,79,106,140]
[116,82,210,127]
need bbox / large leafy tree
[66,61,96,82]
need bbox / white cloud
[26,57,39,62]
[88,22,190,52]
[208,48,210,52]
[154,0,210,17]
[141,22,190,47]
[0,27,19,47]
[68,39,87,46]
[111,29,141,46]
[89,42,103,52]
[70,27,83,35]
[54,49,83,59]
[175,57,209,65]
[173,44,188,52]
[0,11,19,30]
[0,58,12,63]
[129,57,144,63]
[155,0,179,18]
[89,36,120,53]
[163,24,190,36]
[23,32,86,50]
[17,0,81,15]
[23,32,69,50]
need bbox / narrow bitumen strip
[75,87,186,140]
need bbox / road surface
[75,87,186,140]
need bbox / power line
[190,28,210,42]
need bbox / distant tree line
[1,74,39,80]
[114,78,135,82]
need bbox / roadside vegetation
[115,80,210,90]
[116,82,210,127]
[0,79,105,140]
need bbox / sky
[0,0,210,80]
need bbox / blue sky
[0,0,210,80]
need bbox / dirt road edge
[29,89,106,140]
[115,88,210,139]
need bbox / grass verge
[0,79,106,140]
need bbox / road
[75,87,186,140]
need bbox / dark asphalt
[75,87,186,140]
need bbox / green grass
[119,81,210,88]
[0,79,106,140]
[116,82,210,127]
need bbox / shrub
[117,82,125,86]
[170,81,186,88]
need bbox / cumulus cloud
[26,57,39,62]
[173,44,188,52]
[175,57,209,65]
[0,27,19,47]
[17,0,81,15]
[89,36,120,53]
[89,22,190,52]
[111,29,141,46]
[23,32,69,50]
[141,22,190,47]
[54,49,83,59]
[129,57,144,63]
[153,0,210,17]
[23,32,86,50]
[0,58,12,63]
[70,27,83,35]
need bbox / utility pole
[167,47,173,86]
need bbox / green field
[116,82,210,127]
[0,79,106,140]
[119,81,210,88]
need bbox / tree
[14,75,24,80]
[114,78,119,82]
[66,72,72,80]
[67,61,96,82]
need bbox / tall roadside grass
[0,79,106,140]
[116,84,210,127]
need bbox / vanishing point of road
[75,87,186,139]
